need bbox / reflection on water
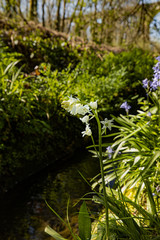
[0,150,100,240]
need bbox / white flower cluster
[62,96,113,137]
[61,96,95,116]
[62,97,98,137]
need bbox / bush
[0,30,80,73]
[61,48,155,114]
[0,55,83,190]
[46,56,160,240]
[0,45,156,191]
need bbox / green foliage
[100,85,160,212]
[78,201,91,240]
[0,47,83,190]
[45,226,67,240]
[104,111,160,192]
[1,30,80,72]
[0,18,159,239]
[61,48,155,113]
[54,54,160,239]
[0,42,155,192]
[90,57,160,239]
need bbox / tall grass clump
[45,56,160,240]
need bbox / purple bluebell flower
[153,62,160,72]
[106,146,114,159]
[150,80,159,91]
[150,58,160,91]
[120,101,131,113]
[152,193,157,197]
[142,78,149,89]
[153,61,160,67]
[147,112,151,117]
[156,56,160,61]
[153,71,160,82]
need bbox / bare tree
[42,0,46,26]
[62,0,66,32]
[29,0,38,20]
[67,0,80,34]
[55,0,61,31]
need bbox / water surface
[0,150,100,240]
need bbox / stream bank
[0,149,100,240]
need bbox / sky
[150,14,160,41]
[144,0,160,41]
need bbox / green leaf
[44,225,67,240]
[144,180,157,217]
[150,105,158,114]
[142,151,160,178]
[78,201,91,240]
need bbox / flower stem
[94,111,109,240]
[158,96,160,128]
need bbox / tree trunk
[29,0,38,21]
[75,0,84,36]
[55,0,61,31]
[100,0,107,43]
[62,0,66,32]
[5,0,13,16]
[67,0,80,34]
[42,0,46,26]
[91,0,98,42]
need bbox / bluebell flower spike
[120,101,131,114]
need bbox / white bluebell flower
[89,101,98,109]
[80,115,89,124]
[101,118,114,133]
[81,124,92,137]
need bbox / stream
[0,149,100,240]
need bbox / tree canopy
[0,0,160,48]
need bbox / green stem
[158,97,160,128]
[94,111,109,240]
